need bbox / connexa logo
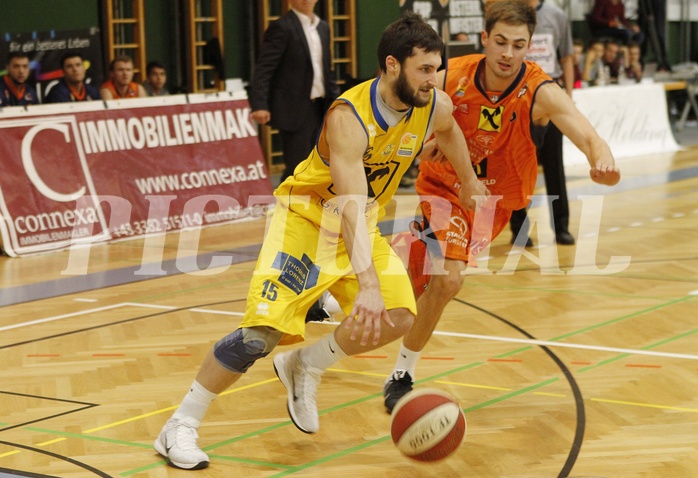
[0,116,109,254]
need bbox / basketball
[390,388,467,462]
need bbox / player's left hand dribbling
[590,165,621,186]
[345,289,393,346]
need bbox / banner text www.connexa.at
[0,94,274,257]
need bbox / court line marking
[319,320,698,361]
[590,397,698,413]
[189,308,244,316]
[0,378,279,460]
[0,302,175,333]
[436,331,698,361]
[1,302,243,335]
[5,300,696,467]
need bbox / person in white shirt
[249,0,340,181]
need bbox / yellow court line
[591,397,698,413]
[85,378,279,433]
[0,378,280,459]
[436,380,512,391]
[219,378,279,397]
[35,438,67,446]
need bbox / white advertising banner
[563,83,680,166]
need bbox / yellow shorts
[240,204,417,345]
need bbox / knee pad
[213,326,283,373]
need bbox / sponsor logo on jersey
[446,216,469,248]
[478,105,503,132]
[272,252,320,295]
[364,161,399,198]
[397,133,418,157]
[256,302,270,316]
[518,84,528,98]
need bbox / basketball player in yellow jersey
[383,0,621,413]
[153,12,488,470]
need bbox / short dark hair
[485,0,537,39]
[7,51,30,64]
[146,61,166,76]
[604,38,621,49]
[377,11,444,73]
[109,55,134,71]
[60,52,85,69]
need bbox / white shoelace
[295,363,322,411]
[173,421,201,452]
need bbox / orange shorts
[418,195,512,263]
[391,197,512,298]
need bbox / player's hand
[344,287,393,346]
[458,178,490,211]
[251,109,271,125]
[419,139,446,163]
[590,164,621,186]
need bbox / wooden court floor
[1,147,697,477]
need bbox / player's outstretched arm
[535,83,621,186]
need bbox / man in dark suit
[249,0,339,182]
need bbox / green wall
[0,0,99,32]
[355,0,400,80]
[0,0,695,90]
[222,0,254,82]
[142,0,176,87]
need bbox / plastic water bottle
[596,61,607,86]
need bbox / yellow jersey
[274,78,436,235]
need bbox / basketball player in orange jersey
[100,55,147,100]
[383,0,621,412]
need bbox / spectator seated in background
[100,55,147,100]
[143,61,169,96]
[589,0,645,46]
[0,51,39,106]
[44,52,101,103]
[601,38,623,83]
[583,38,606,85]
[624,41,643,82]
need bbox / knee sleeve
[213,326,283,373]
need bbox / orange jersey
[418,54,553,211]
[100,80,140,99]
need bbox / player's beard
[395,69,431,108]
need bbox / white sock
[393,344,421,379]
[172,380,217,425]
[299,333,348,371]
